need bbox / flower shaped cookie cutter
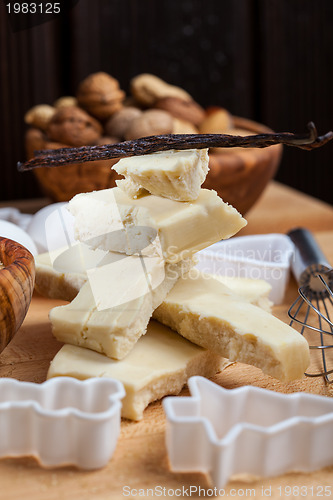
[0,377,125,469]
[163,376,333,488]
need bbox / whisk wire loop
[287,228,333,384]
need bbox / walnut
[154,96,205,126]
[24,104,56,131]
[105,107,142,139]
[130,73,192,107]
[46,106,102,147]
[77,72,125,120]
[125,109,174,140]
[77,72,119,99]
[83,95,125,120]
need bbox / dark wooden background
[1,0,332,205]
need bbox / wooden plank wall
[1,0,332,204]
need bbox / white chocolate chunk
[47,320,227,420]
[35,248,273,314]
[116,178,148,199]
[35,249,84,302]
[208,275,273,312]
[34,243,106,302]
[49,256,193,360]
[68,187,247,263]
[153,273,310,381]
[113,149,209,201]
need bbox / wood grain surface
[0,182,332,499]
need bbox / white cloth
[0,207,33,231]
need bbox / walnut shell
[46,106,102,147]
[130,73,192,107]
[24,104,56,131]
[105,107,142,139]
[77,72,125,119]
[125,109,174,140]
[77,72,120,102]
[154,96,205,126]
[83,93,125,120]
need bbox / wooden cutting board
[0,182,333,499]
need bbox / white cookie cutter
[196,234,295,304]
[163,376,333,489]
[0,377,125,469]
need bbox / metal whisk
[288,228,333,383]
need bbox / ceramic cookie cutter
[163,376,333,489]
[0,377,125,469]
[196,234,295,305]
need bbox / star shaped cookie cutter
[0,377,125,469]
[163,376,333,488]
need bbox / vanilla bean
[17,122,333,172]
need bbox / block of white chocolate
[47,320,228,421]
[34,247,272,313]
[209,275,273,312]
[49,253,193,360]
[35,243,103,302]
[68,187,247,263]
[115,178,147,200]
[113,149,209,201]
[153,273,310,381]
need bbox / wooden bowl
[27,116,282,214]
[203,116,283,214]
[0,238,35,353]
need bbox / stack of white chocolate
[36,149,310,420]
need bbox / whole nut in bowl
[125,109,174,140]
[46,106,103,147]
[154,96,205,126]
[130,73,192,106]
[77,72,126,120]
[0,238,35,353]
[105,107,142,140]
[24,104,56,131]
